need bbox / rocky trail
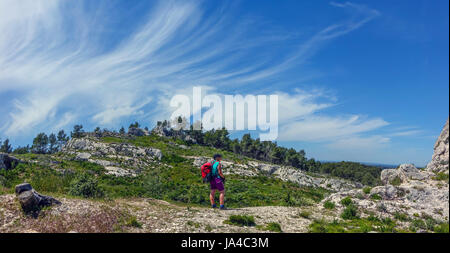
[0,194,316,233]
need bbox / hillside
[0,119,448,233]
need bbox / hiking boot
[212,204,217,208]
[219,205,226,210]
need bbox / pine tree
[13,145,30,154]
[71,125,84,138]
[57,130,69,148]
[94,127,102,137]
[48,133,58,153]
[129,122,140,128]
[0,138,12,153]
[32,133,49,154]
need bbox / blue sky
[0,0,448,167]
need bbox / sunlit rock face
[427,118,449,174]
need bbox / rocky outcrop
[62,137,162,177]
[63,138,162,160]
[321,119,450,226]
[427,118,449,174]
[323,163,448,223]
[128,127,149,137]
[0,153,20,170]
[151,123,198,144]
[191,156,362,192]
[380,164,428,185]
[15,183,61,214]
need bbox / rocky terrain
[0,194,316,233]
[62,137,163,177]
[427,118,449,173]
[320,119,449,232]
[0,118,448,233]
[191,156,362,192]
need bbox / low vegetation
[299,211,311,219]
[0,152,329,209]
[363,187,372,194]
[311,161,382,186]
[433,172,449,182]
[265,222,282,232]
[323,201,335,210]
[340,196,353,206]
[341,205,359,220]
[224,215,256,227]
[309,216,397,233]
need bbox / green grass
[389,176,402,186]
[0,140,329,209]
[265,222,282,232]
[323,201,335,210]
[434,222,449,233]
[393,212,410,222]
[341,205,359,220]
[224,215,256,227]
[433,172,449,182]
[363,187,372,194]
[370,193,382,200]
[309,216,397,233]
[340,197,352,206]
[125,216,142,228]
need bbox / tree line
[160,118,382,186]
[157,118,322,172]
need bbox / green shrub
[69,173,104,198]
[266,222,282,232]
[433,172,449,182]
[434,223,449,233]
[340,197,352,206]
[126,216,142,228]
[224,215,256,227]
[323,201,335,210]
[389,176,402,186]
[370,193,382,200]
[309,216,398,233]
[355,193,364,200]
[309,219,345,233]
[394,212,410,222]
[161,153,187,164]
[363,187,372,194]
[341,205,359,220]
[0,175,6,187]
[409,219,426,231]
[299,211,311,219]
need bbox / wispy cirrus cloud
[0,0,404,156]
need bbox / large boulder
[74,152,92,161]
[15,183,61,213]
[152,123,171,137]
[0,153,20,170]
[370,185,398,200]
[128,127,149,137]
[380,164,427,185]
[427,118,449,173]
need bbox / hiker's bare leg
[210,189,216,205]
[219,190,225,206]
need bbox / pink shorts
[210,177,225,191]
